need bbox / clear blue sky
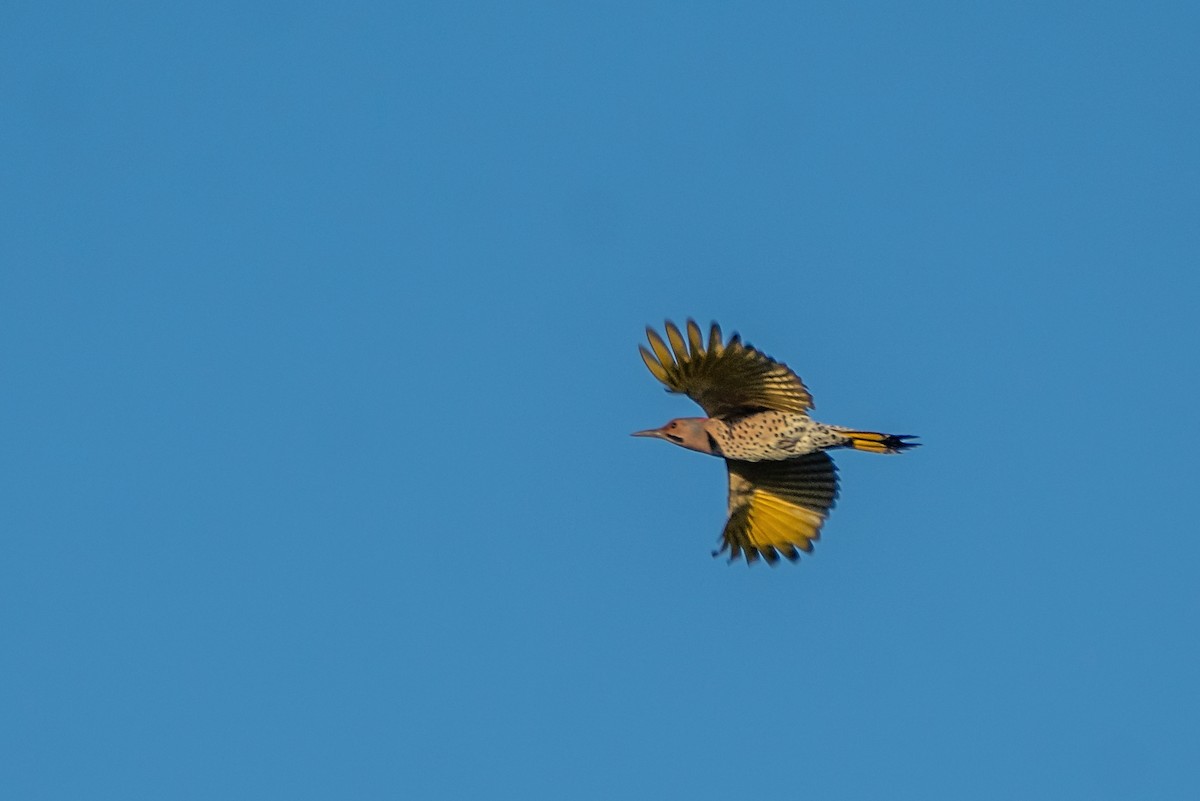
[3,2,1198,799]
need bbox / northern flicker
[634,319,917,565]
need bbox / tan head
[631,417,718,455]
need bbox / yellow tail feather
[839,429,919,454]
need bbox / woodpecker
[634,319,917,565]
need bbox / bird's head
[631,417,718,455]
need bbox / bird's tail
[834,428,920,454]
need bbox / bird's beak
[631,427,666,439]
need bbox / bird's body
[634,319,917,565]
[706,411,851,460]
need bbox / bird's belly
[719,417,845,460]
[723,438,819,460]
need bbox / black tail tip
[886,434,921,452]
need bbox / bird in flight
[634,319,917,565]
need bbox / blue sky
[3,2,1198,798]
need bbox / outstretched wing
[718,452,839,564]
[639,319,813,418]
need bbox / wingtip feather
[664,320,689,364]
[686,319,704,358]
[638,345,671,384]
[708,322,723,356]
[645,327,675,369]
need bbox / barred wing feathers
[718,452,840,564]
[639,320,814,418]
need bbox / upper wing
[718,452,839,565]
[639,319,813,418]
